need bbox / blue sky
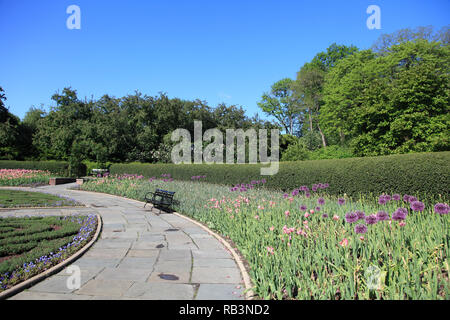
[0,0,448,120]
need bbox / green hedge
[110,152,450,199]
[0,160,71,176]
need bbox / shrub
[110,151,450,199]
[307,145,354,160]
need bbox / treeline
[0,87,275,164]
[0,26,449,165]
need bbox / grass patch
[0,215,97,292]
[0,190,82,208]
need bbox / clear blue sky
[1,0,448,120]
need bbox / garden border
[0,213,102,300]
[69,188,256,300]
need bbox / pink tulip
[339,238,349,247]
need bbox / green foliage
[281,142,309,161]
[321,40,450,156]
[307,145,354,160]
[281,144,353,161]
[110,151,450,199]
[0,160,70,175]
[258,78,301,135]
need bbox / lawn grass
[0,190,82,208]
[0,214,98,292]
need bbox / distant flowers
[191,175,207,181]
[230,179,267,192]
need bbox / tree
[258,78,302,135]
[371,25,450,54]
[320,40,450,156]
[292,43,358,148]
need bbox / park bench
[144,189,178,213]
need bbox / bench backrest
[153,189,175,204]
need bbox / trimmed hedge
[0,160,72,176]
[110,152,450,199]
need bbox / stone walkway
[0,184,245,300]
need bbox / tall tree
[258,78,302,135]
[293,43,358,147]
[320,40,449,156]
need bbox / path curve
[0,183,246,300]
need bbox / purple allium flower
[315,206,321,212]
[322,213,329,218]
[392,208,408,221]
[403,194,410,202]
[300,205,307,211]
[392,194,401,201]
[338,198,345,205]
[312,185,318,192]
[376,211,390,221]
[410,200,425,212]
[384,195,391,201]
[317,197,325,205]
[434,203,449,215]
[378,196,387,205]
[354,224,368,234]
[365,214,378,225]
[261,179,267,184]
[355,210,366,220]
[283,193,289,199]
[292,189,299,196]
[345,212,358,223]
[305,193,311,198]
[408,196,417,203]
[324,183,329,188]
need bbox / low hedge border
[110,151,450,199]
[0,160,70,176]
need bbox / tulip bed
[0,169,52,186]
[0,214,97,292]
[80,174,449,300]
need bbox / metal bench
[144,189,178,213]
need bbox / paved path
[0,184,245,300]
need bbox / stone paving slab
[75,279,134,297]
[196,284,244,300]
[191,267,242,284]
[124,282,196,300]
[3,184,246,300]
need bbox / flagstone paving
[0,184,245,300]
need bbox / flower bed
[0,169,52,186]
[0,214,97,292]
[80,174,449,299]
[0,189,82,208]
